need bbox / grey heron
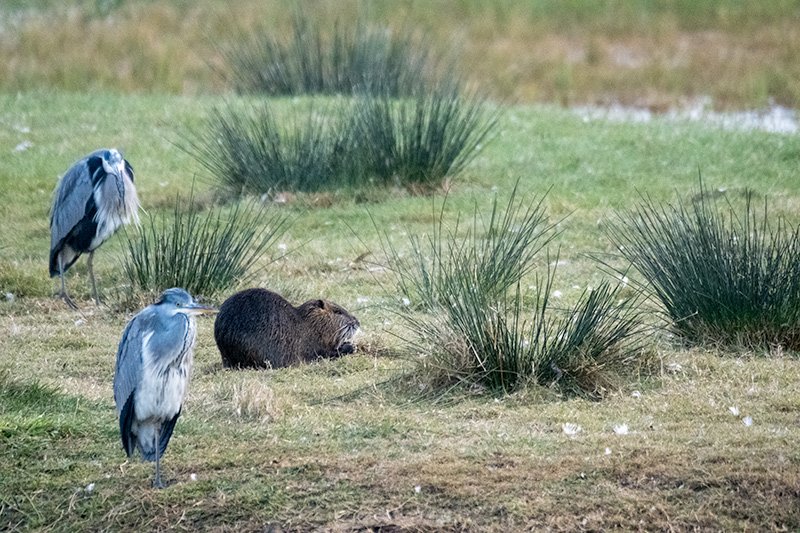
[113,287,217,488]
[49,148,141,309]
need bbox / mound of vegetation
[380,187,646,397]
[188,91,499,195]
[607,185,800,351]
[221,14,451,97]
[187,101,350,194]
[122,194,291,300]
[195,13,498,196]
[346,89,498,190]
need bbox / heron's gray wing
[114,308,159,455]
[113,310,154,413]
[50,153,97,250]
[119,391,136,457]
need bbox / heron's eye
[176,302,182,307]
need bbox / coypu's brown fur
[214,288,360,369]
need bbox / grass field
[3,1,800,531]
[2,91,800,531]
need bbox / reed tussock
[381,187,646,397]
[122,193,291,299]
[607,185,800,351]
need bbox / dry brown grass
[209,380,283,423]
[2,292,800,531]
[3,1,800,109]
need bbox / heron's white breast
[90,173,141,250]
[134,324,195,422]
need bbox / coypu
[214,288,360,369]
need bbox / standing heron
[113,288,217,488]
[49,148,141,308]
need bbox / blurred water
[574,99,798,134]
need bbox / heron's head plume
[159,287,218,315]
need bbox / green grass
[2,92,800,530]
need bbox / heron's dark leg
[153,423,163,489]
[58,255,78,310]
[87,250,101,306]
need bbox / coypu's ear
[315,299,326,309]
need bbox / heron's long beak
[188,302,218,315]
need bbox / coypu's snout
[326,304,359,351]
[340,316,360,346]
[340,312,359,335]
